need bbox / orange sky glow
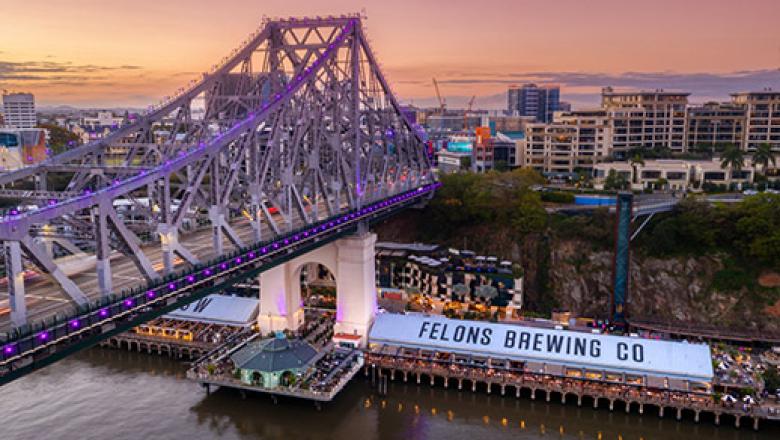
[2,0,779,108]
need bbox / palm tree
[751,143,777,176]
[629,153,645,185]
[720,144,745,172]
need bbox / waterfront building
[368,313,714,392]
[686,102,747,152]
[601,87,689,158]
[507,84,561,123]
[730,90,780,152]
[231,333,318,388]
[2,92,36,129]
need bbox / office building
[2,93,36,129]
[507,84,561,123]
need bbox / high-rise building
[685,102,746,152]
[601,87,688,159]
[730,90,780,151]
[2,93,36,129]
[507,84,561,123]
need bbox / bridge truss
[0,15,434,329]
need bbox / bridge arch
[257,232,378,345]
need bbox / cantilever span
[0,15,438,384]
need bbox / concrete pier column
[404,372,408,382]
[659,407,664,418]
[258,264,304,333]
[735,416,741,429]
[416,373,421,384]
[546,391,551,403]
[753,417,759,431]
[516,387,521,398]
[562,394,566,405]
[472,381,477,392]
[577,395,582,407]
[333,232,378,344]
[593,397,598,409]
[714,413,720,426]
[444,378,448,389]
[694,411,700,423]
[625,402,631,413]
[531,389,536,400]
[391,370,395,380]
[458,379,462,390]
[676,408,682,421]
[639,403,644,414]
[430,376,435,387]
[501,385,505,396]
[609,400,614,411]
[486,383,491,395]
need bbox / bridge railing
[0,182,439,378]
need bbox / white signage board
[369,313,713,381]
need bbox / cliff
[375,210,780,333]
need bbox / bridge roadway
[1,212,289,332]
[0,183,440,385]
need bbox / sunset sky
[2,0,779,109]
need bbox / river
[1,348,778,440]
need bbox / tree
[751,143,777,177]
[720,144,745,172]
[629,153,645,184]
[604,169,629,191]
[38,123,80,155]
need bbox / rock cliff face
[375,213,779,333]
[547,241,774,330]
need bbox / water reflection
[1,348,777,440]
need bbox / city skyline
[2,0,780,108]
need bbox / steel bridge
[0,15,437,385]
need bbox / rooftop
[231,335,318,372]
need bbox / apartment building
[686,102,746,151]
[601,87,689,158]
[592,158,757,191]
[521,109,611,176]
[730,90,780,151]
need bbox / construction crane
[464,95,476,131]
[432,78,446,114]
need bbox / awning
[164,294,258,327]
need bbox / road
[0,214,295,333]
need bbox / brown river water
[1,348,778,440]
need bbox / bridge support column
[95,203,112,297]
[333,232,377,346]
[209,206,225,256]
[4,241,27,327]
[257,264,304,334]
[157,225,198,275]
